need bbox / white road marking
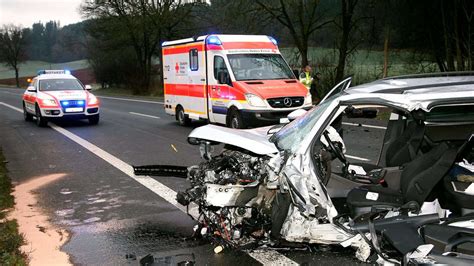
[129,112,160,119]
[0,90,23,95]
[346,154,371,162]
[0,101,23,112]
[342,122,387,130]
[98,95,164,105]
[0,101,298,265]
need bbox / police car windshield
[39,79,83,91]
[227,54,294,81]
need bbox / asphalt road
[0,87,384,265]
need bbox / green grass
[280,47,438,85]
[0,59,90,79]
[0,150,27,265]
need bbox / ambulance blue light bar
[206,36,222,45]
[268,36,278,45]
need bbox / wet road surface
[0,87,383,265]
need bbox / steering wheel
[323,131,347,163]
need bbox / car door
[208,55,231,124]
[320,77,352,103]
[24,79,38,112]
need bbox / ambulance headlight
[304,93,312,105]
[245,93,266,107]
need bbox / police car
[22,70,100,126]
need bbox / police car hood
[40,90,87,100]
[188,125,278,155]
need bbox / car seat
[346,141,458,217]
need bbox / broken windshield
[227,54,295,81]
[272,98,337,152]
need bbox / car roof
[35,74,77,80]
[337,90,474,112]
[346,72,474,95]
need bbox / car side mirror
[85,85,92,91]
[287,109,307,121]
[217,71,231,86]
[27,86,36,92]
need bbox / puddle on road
[10,173,72,265]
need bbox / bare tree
[255,0,332,67]
[334,0,358,81]
[0,25,28,88]
[82,0,194,93]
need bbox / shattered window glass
[273,98,336,152]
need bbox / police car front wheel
[23,103,33,121]
[88,114,100,125]
[35,105,48,127]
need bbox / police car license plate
[65,107,83,112]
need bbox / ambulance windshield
[227,54,295,81]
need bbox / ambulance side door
[207,54,231,124]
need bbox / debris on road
[171,144,178,153]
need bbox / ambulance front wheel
[176,106,190,126]
[228,108,246,129]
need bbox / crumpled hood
[188,125,278,155]
[233,80,308,99]
[40,90,87,100]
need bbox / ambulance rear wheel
[176,106,190,126]
[229,109,246,129]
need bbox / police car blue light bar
[206,36,222,45]
[268,36,278,45]
[37,70,71,75]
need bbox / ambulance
[162,34,312,128]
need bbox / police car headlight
[88,95,99,105]
[245,93,266,107]
[304,93,312,105]
[40,98,58,107]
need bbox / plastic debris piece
[171,144,178,152]
[214,245,224,254]
[125,253,137,260]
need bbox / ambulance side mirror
[27,86,36,92]
[85,85,92,91]
[217,71,231,86]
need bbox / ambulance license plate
[65,107,83,112]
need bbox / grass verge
[0,149,27,265]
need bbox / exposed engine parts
[176,149,275,248]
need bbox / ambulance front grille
[267,97,304,108]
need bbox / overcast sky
[0,0,83,28]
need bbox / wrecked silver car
[136,74,474,264]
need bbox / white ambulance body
[162,34,312,128]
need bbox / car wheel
[23,103,33,121]
[229,109,246,129]
[88,114,100,125]
[35,105,48,127]
[176,106,190,126]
